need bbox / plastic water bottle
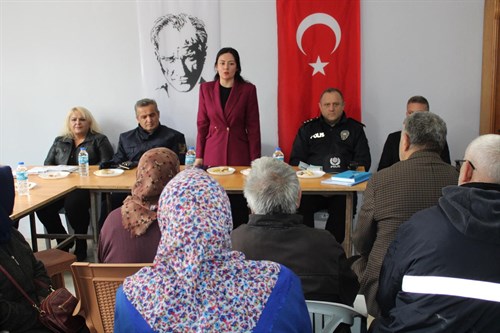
[16,162,29,196]
[78,147,89,176]
[272,147,285,162]
[185,146,196,169]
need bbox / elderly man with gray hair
[351,111,459,317]
[231,157,359,305]
[373,134,500,332]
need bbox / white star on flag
[309,56,329,76]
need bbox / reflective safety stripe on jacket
[402,275,500,302]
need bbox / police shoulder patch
[303,116,320,124]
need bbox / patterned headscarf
[0,165,14,244]
[121,148,179,237]
[123,168,281,332]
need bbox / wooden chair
[34,248,76,289]
[306,299,368,333]
[70,262,151,333]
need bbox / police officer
[290,87,371,243]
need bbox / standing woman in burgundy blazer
[195,47,261,167]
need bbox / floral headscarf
[0,166,14,244]
[123,168,281,332]
[121,148,179,237]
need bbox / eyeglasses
[455,159,476,172]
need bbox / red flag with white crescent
[276,0,361,161]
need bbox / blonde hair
[62,106,101,138]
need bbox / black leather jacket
[44,132,114,165]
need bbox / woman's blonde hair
[62,106,101,138]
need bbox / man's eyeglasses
[455,159,476,172]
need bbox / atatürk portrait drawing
[151,13,208,96]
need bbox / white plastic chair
[306,298,367,333]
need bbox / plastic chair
[306,299,368,333]
[70,262,151,333]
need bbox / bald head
[459,134,500,185]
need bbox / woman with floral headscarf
[0,165,53,332]
[98,148,180,263]
[114,168,311,332]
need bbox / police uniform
[289,113,371,243]
[290,113,371,172]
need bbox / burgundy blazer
[196,80,261,166]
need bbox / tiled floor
[63,271,76,295]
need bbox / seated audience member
[0,165,53,332]
[289,87,371,243]
[351,112,458,317]
[373,134,500,332]
[231,157,359,305]
[114,169,311,332]
[36,106,114,261]
[99,98,186,229]
[98,148,179,263]
[377,95,451,171]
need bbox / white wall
[360,0,484,164]
[1,0,484,169]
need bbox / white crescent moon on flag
[296,13,342,55]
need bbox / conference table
[11,166,367,258]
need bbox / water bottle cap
[80,147,87,150]
[18,161,25,165]
[189,146,195,150]
[275,147,281,150]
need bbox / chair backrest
[71,262,151,333]
[306,300,367,333]
[34,248,76,289]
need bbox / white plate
[296,170,326,179]
[93,169,124,177]
[207,167,236,176]
[240,168,251,176]
[15,182,37,190]
[38,171,70,179]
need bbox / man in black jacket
[289,88,371,243]
[100,98,186,229]
[373,134,500,332]
[231,157,359,305]
[377,95,450,171]
[109,98,186,168]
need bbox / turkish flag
[276,0,361,161]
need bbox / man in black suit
[377,96,450,171]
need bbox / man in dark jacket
[373,134,500,332]
[377,95,450,171]
[109,98,186,167]
[289,88,371,243]
[231,157,359,305]
[100,98,186,229]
